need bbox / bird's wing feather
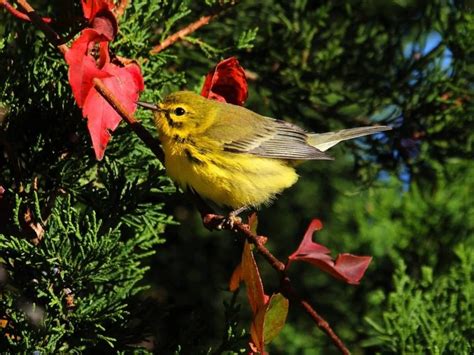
[307,126,391,151]
[202,105,331,160]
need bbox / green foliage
[0,196,164,352]
[365,247,474,354]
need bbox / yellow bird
[138,91,390,215]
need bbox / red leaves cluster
[65,0,143,160]
[231,216,372,352]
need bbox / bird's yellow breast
[160,136,298,209]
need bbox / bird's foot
[216,206,248,230]
[216,213,242,230]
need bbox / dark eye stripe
[165,111,183,128]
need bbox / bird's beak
[136,101,163,112]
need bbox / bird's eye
[174,107,186,116]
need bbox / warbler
[138,91,390,214]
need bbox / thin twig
[150,13,218,54]
[16,0,68,54]
[281,277,350,355]
[203,214,350,354]
[1,0,51,23]
[92,78,165,164]
[149,1,239,55]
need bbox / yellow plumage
[138,91,390,209]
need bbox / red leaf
[200,57,248,106]
[81,0,114,20]
[228,263,242,292]
[241,240,271,354]
[90,11,118,40]
[289,219,329,255]
[248,212,258,234]
[250,304,266,353]
[83,62,143,159]
[65,29,110,106]
[288,219,372,285]
[241,240,268,315]
[65,29,144,160]
[81,0,117,40]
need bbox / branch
[15,0,68,54]
[149,2,238,55]
[281,277,350,354]
[150,14,217,55]
[203,214,350,354]
[1,0,51,23]
[92,79,165,164]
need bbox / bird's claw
[216,214,242,230]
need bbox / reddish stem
[1,0,51,23]
[202,214,350,354]
[149,1,239,55]
[281,277,350,355]
[150,13,217,55]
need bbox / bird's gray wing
[206,111,332,160]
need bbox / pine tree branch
[149,2,238,55]
[203,214,350,355]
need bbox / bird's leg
[217,206,249,230]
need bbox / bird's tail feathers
[307,125,391,152]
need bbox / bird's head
[137,91,213,138]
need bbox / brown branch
[150,13,218,55]
[1,0,51,23]
[203,214,350,354]
[149,1,239,55]
[15,0,67,54]
[92,78,165,164]
[281,277,350,354]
